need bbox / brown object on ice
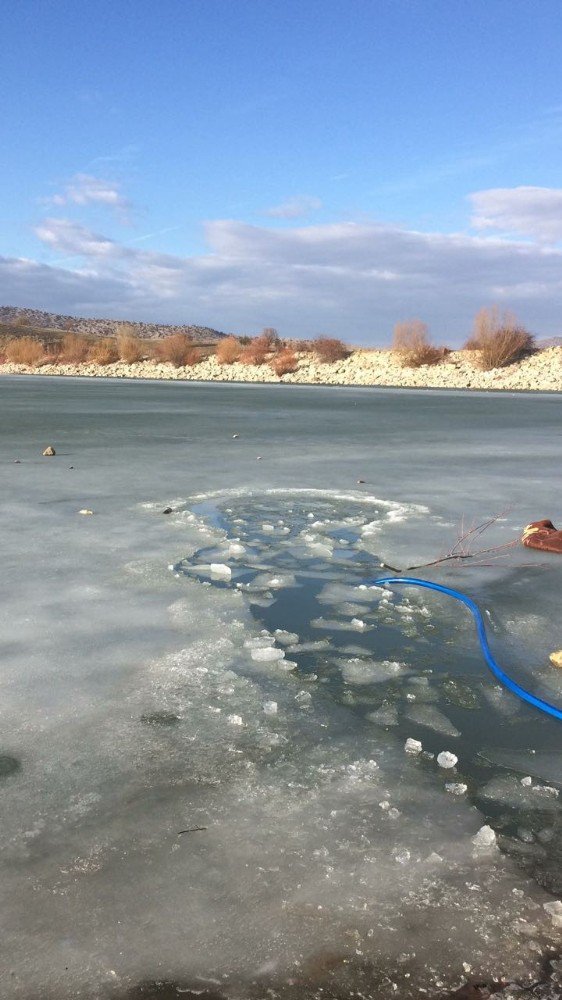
[522,519,562,553]
[42,446,56,456]
[549,649,562,668]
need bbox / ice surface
[1,381,562,1000]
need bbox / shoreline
[1,346,561,392]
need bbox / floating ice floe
[404,737,423,755]
[405,704,461,738]
[341,659,404,684]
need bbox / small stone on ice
[437,751,458,769]
[472,824,497,849]
[405,737,422,755]
[263,701,278,715]
[387,807,401,819]
[521,776,532,786]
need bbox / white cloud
[46,174,131,221]
[265,195,322,219]
[470,186,562,244]
[3,217,562,343]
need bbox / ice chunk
[273,629,299,646]
[263,701,278,715]
[350,617,368,631]
[341,659,404,685]
[227,714,243,726]
[478,776,561,811]
[543,900,562,928]
[405,737,423,755]
[228,542,246,557]
[445,783,467,796]
[472,825,497,849]
[250,646,285,662]
[210,563,232,579]
[405,705,461,738]
[437,751,458,769]
[244,636,275,649]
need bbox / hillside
[0,306,226,345]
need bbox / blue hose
[370,576,562,722]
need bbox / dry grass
[216,336,242,365]
[392,319,445,368]
[117,328,144,363]
[4,337,44,365]
[239,335,271,366]
[313,337,349,363]
[156,333,201,367]
[466,307,535,369]
[88,338,119,365]
[60,332,90,363]
[271,349,299,376]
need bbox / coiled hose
[371,576,562,722]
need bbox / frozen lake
[1,376,561,999]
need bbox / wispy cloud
[264,196,322,220]
[5,215,560,342]
[45,174,132,222]
[470,186,562,244]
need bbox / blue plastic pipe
[371,576,562,722]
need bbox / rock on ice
[404,737,423,755]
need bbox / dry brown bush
[117,328,143,363]
[313,337,349,363]
[392,319,444,367]
[216,336,242,365]
[239,335,270,366]
[88,338,119,365]
[60,332,90,363]
[156,333,201,367]
[5,337,44,365]
[271,349,299,376]
[466,307,535,370]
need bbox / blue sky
[2,0,562,344]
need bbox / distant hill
[0,306,226,345]
[535,336,562,348]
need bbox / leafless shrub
[88,338,119,365]
[239,335,270,366]
[117,327,143,363]
[60,332,90,363]
[466,307,535,370]
[392,319,445,367]
[156,333,200,367]
[313,337,349,363]
[5,337,44,365]
[216,336,242,365]
[379,509,517,574]
[271,349,299,376]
